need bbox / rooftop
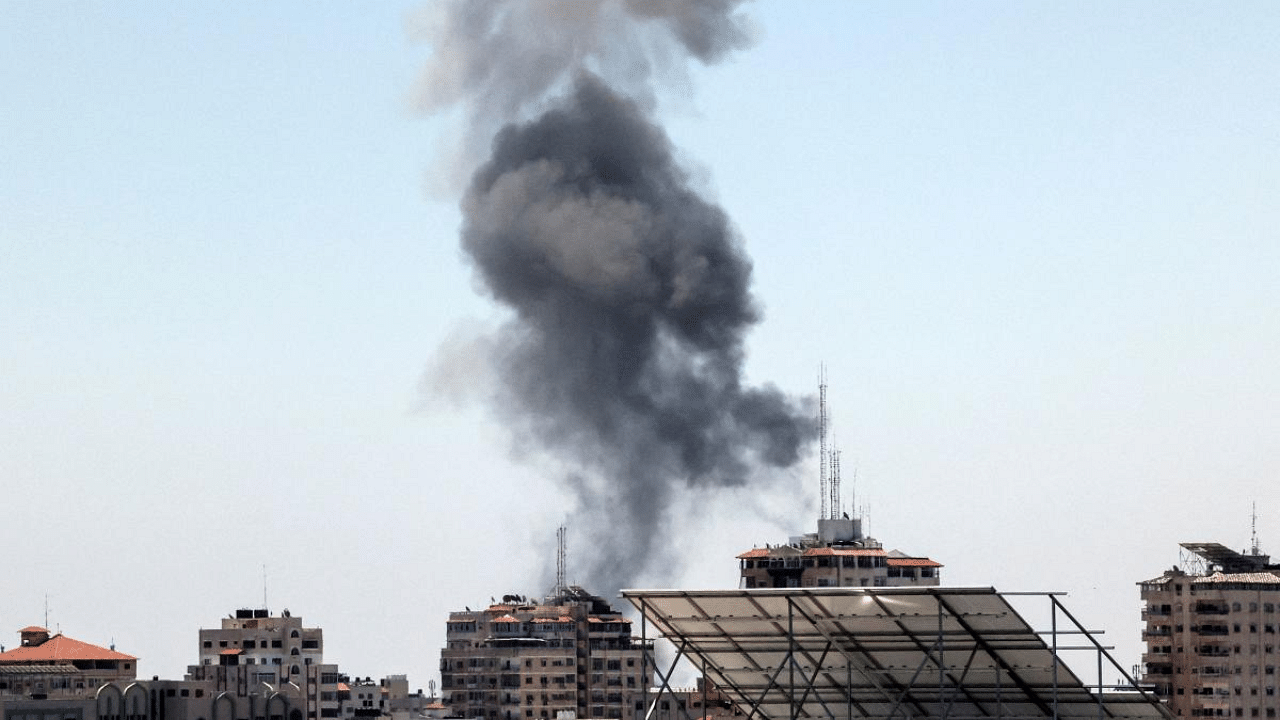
[0,634,136,663]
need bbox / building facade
[1140,542,1280,719]
[440,587,649,720]
[738,517,942,589]
[187,609,340,720]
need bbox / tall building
[738,374,942,590]
[0,626,138,690]
[439,587,648,720]
[1139,542,1280,718]
[737,516,943,589]
[186,608,341,720]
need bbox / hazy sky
[3,1,1279,693]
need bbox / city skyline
[4,1,1279,693]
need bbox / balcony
[1193,603,1229,615]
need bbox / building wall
[1141,567,1280,718]
[440,590,647,720]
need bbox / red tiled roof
[19,626,48,634]
[587,617,630,624]
[491,615,521,624]
[886,557,942,567]
[803,547,886,557]
[338,682,350,692]
[0,634,136,663]
[219,649,243,655]
[739,546,887,559]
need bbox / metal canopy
[623,587,1168,720]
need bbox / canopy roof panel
[624,587,1168,720]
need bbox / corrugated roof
[0,634,136,663]
[0,664,80,675]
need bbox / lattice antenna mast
[818,365,828,521]
[555,525,567,596]
[829,446,842,519]
[1252,502,1261,556]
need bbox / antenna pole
[818,365,828,521]
[830,447,841,519]
[556,525,567,596]
[1252,502,1260,556]
[263,564,268,612]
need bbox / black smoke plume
[419,0,814,595]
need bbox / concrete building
[439,587,649,720]
[737,516,942,589]
[1139,542,1280,719]
[187,609,339,720]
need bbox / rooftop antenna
[263,564,269,612]
[829,445,841,520]
[44,593,49,630]
[818,365,828,521]
[555,524,567,597]
[1251,502,1261,556]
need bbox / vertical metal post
[702,654,707,720]
[1097,644,1104,720]
[789,599,796,720]
[641,602,648,720]
[846,651,852,720]
[1051,597,1059,720]
[938,596,945,718]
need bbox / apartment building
[1139,542,1280,719]
[186,608,340,720]
[440,587,649,720]
[738,516,942,589]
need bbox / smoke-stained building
[738,516,942,589]
[439,588,649,720]
[1139,542,1280,718]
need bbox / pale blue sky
[3,1,1279,691]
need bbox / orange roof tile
[803,547,886,557]
[19,626,48,634]
[886,557,942,567]
[0,634,136,663]
[491,615,521,624]
[736,548,770,559]
[219,649,243,655]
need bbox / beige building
[1139,542,1280,719]
[738,517,942,589]
[0,626,138,692]
[440,587,648,720]
[187,608,341,720]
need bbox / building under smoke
[439,587,647,720]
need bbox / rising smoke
[419,0,814,595]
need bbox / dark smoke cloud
[418,0,813,595]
